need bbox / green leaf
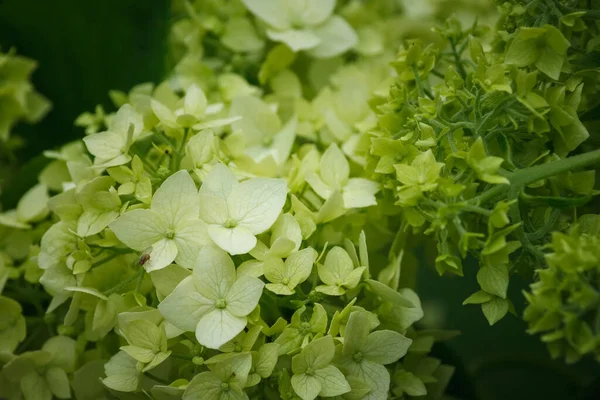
[476,264,509,299]
[362,330,412,365]
[481,298,509,325]
[366,279,415,308]
[21,372,52,400]
[102,351,140,393]
[45,367,71,399]
[462,291,493,305]
[394,370,427,397]
[0,296,26,354]
[291,373,321,400]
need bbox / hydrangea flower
[306,143,379,209]
[198,164,288,255]
[158,246,264,349]
[109,170,210,271]
[242,0,357,58]
[83,104,145,169]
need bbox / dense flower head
[2,0,600,399]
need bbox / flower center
[353,352,364,362]
[305,367,315,376]
[282,278,290,285]
[300,322,311,334]
[484,79,492,87]
[220,382,230,392]
[262,136,273,146]
[165,229,175,239]
[224,219,238,228]
[215,299,227,309]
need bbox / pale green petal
[39,221,78,270]
[343,178,379,208]
[237,260,264,278]
[226,275,265,317]
[307,16,358,58]
[287,248,316,287]
[182,372,222,400]
[314,365,350,397]
[193,245,236,299]
[267,29,321,52]
[269,238,297,258]
[272,115,298,164]
[152,170,199,227]
[198,193,229,225]
[289,0,334,26]
[222,17,265,53]
[158,275,215,332]
[266,282,294,295]
[343,311,371,356]
[320,144,349,189]
[145,238,179,272]
[111,104,144,138]
[174,219,211,269]
[297,335,335,370]
[316,190,346,223]
[193,116,242,130]
[83,131,124,160]
[77,210,119,237]
[241,0,290,30]
[17,184,49,223]
[207,225,257,256]
[362,330,412,364]
[305,172,334,200]
[109,209,165,251]
[21,372,51,400]
[102,351,140,392]
[271,213,302,252]
[291,373,321,400]
[45,367,71,399]
[229,178,288,234]
[264,257,286,284]
[357,360,390,400]
[196,309,247,349]
[151,99,177,128]
[230,96,281,145]
[183,84,207,118]
[315,285,345,296]
[200,163,238,200]
[319,246,354,285]
[342,267,366,289]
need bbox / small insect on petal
[139,246,153,266]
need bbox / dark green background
[1,0,598,398]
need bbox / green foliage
[523,215,600,364]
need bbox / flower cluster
[523,214,600,364]
[2,1,600,399]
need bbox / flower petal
[158,276,215,332]
[228,178,288,234]
[207,225,257,256]
[226,275,265,317]
[195,309,247,350]
[152,170,199,227]
[109,209,165,251]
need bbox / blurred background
[0,0,599,399]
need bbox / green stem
[449,38,467,79]
[412,65,425,98]
[174,128,189,170]
[144,372,170,385]
[170,353,195,361]
[103,268,144,296]
[471,149,600,205]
